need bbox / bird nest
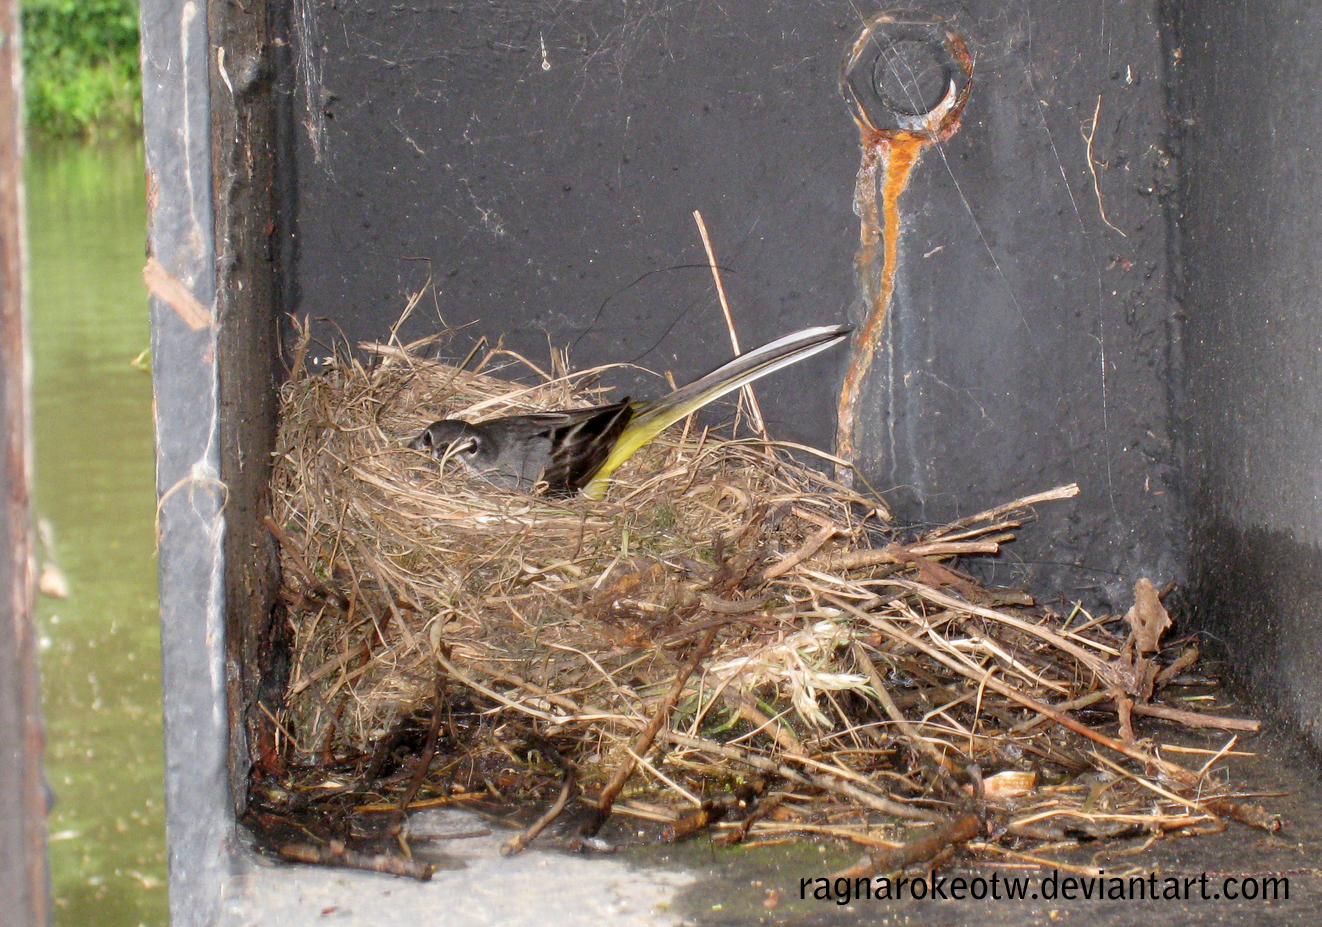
[262,331,1276,878]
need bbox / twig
[841,597,1281,830]
[264,515,348,609]
[851,642,958,787]
[712,793,786,846]
[431,650,561,724]
[502,773,575,855]
[1195,736,1240,780]
[832,813,982,879]
[1130,703,1260,732]
[1154,644,1200,688]
[280,841,435,881]
[581,626,721,837]
[830,598,1176,774]
[353,791,488,813]
[1082,95,1127,237]
[693,209,768,441]
[721,688,805,754]
[891,581,1114,670]
[924,483,1080,538]
[396,669,448,818]
[762,525,838,580]
[816,536,1009,573]
[657,730,942,823]
[662,803,723,842]
[1011,690,1109,733]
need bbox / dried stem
[582,626,720,837]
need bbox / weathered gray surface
[221,810,693,927]
[141,1,234,925]
[0,0,49,921]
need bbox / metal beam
[0,0,49,922]
[140,1,232,924]
[208,0,288,811]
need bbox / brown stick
[850,602,1184,775]
[264,515,349,609]
[762,525,838,580]
[851,642,958,786]
[502,773,575,855]
[662,804,721,843]
[832,813,982,879]
[581,626,720,836]
[1131,703,1260,732]
[396,669,447,818]
[1155,643,1201,688]
[693,209,768,441]
[891,582,1111,673]
[1010,690,1110,733]
[698,593,771,615]
[721,688,804,755]
[280,841,435,881]
[922,483,1081,538]
[1011,692,1259,735]
[712,794,786,847]
[816,541,999,572]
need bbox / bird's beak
[408,433,427,451]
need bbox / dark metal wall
[275,0,1186,607]
[1174,1,1322,749]
[209,0,288,810]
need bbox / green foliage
[21,0,141,136]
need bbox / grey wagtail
[410,324,850,498]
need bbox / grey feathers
[411,401,634,494]
[410,324,850,497]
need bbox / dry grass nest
[264,332,1277,875]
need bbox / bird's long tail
[582,324,851,498]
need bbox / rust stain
[834,17,973,485]
[143,255,215,330]
[837,132,926,480]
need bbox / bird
[410,324,850,499]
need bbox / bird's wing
[540,400,634,494]
[580,324,850,498]
[466,411,583,488]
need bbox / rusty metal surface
[140,1,233,925]
[0,0,49,922]
[834,14,973,482]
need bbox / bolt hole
[872,38,951,117]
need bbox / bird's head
[409,420,487,463]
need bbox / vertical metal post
[140,1,232,924]
[208,0,287,807]
[0,0,49,923]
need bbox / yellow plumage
[581,325,850,498]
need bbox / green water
[27,138,167,926]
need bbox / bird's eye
[420,430,433,447]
